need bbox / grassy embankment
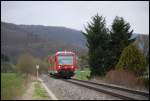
[1,73,28,100]
[74,68,91,80]
[33,82,49,100]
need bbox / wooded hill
[1,22,87,63]
[1,22,148,63]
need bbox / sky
[1,1,149,34]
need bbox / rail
[61,78,149,100]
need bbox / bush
[16,53,36,76]
[34,58,49,74]
[116,44,147,76]
[105,69,147,89]
[16,53,49,76]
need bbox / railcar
[48,51,77,78]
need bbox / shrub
[16,53,49,76]
[105,69,146,89]
[16,53,36,76]
[116,44,147,76]
[34,58,49,74]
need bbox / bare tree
[16,53,36,76]
[134,34,149,62]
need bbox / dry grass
[105,69,146,89]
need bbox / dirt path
[21,82,35,100]
[17,76,51,100]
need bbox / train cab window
[58,55,73,65]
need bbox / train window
[58,55,73,65]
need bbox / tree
[78,53,89,70]
[134,34,149,63]
[16,53,36,76]
[1,53,16,73]
[109,16,136,69]
[1,53,10,62]
[1,62,16,73]
[116,44,147,76]
[82,14,110,76]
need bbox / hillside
[1,22,87,63]
[1,22,148,63]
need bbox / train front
[56,51,77,78]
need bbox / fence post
[36,64,39,81]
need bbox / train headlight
[71,66,74,68]
[58,65,61,69]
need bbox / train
[48,51,77,78]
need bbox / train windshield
[58,55,73,65]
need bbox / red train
[48,51,77,78]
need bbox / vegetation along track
[61,78,149,100]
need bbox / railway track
[62,78,149,100]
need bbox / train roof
[56,51,75,55]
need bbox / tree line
[1,13,148,79]
[82,14,148,77]
[1,53,49,76]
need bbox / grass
[74,68,91,80]
[33,82,49,100]
[105,69,149,90]
[1,73,25,100]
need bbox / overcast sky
[1,1,149,34]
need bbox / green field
[74,68,91,80]
[1,73,26,100]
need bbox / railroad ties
[62,78,149,100]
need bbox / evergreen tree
[109,16,136,69]
[82,14,110,76]
[1,53,10,62]
[116,44,147,76]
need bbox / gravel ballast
[40,74,120,100]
